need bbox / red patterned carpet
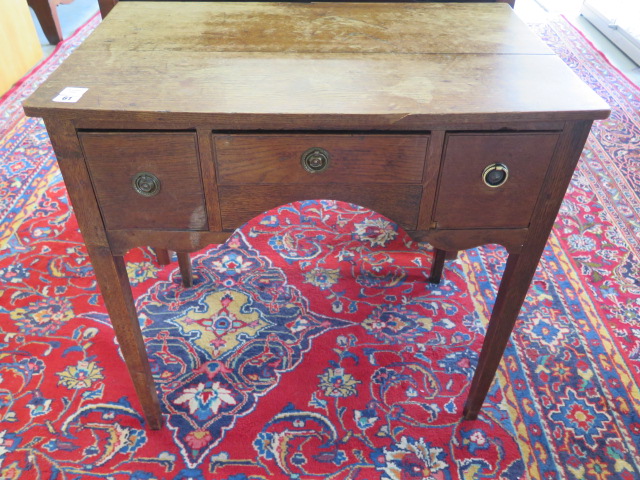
[1,12,639,480]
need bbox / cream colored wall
[0,0,43,94]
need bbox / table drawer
[214,134,429,184]
[434,132,559,229]
[219,184,422,231]
[79,132,207,231]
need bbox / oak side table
[23,2,610,430]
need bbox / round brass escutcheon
[482,163,509,188]
[301,147,330,173]
[132,172,161,197]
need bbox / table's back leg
[428,249,459,284]
[177,252,193,287]
[155,248,171,265]
[428,248,447,284]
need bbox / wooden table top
[23,2,610,127]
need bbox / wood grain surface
[85,2,544,55]
[23,3,609,125]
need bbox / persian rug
[1,11,639,480]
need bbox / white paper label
[53,87,88,103]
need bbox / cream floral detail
[318,368,360,397]
[354,217,397,247]
[379,436,448,480]
[174,381,237,421]
[211,253,253,275]
[57,361,104,389]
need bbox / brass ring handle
[132,172,161,197]
[482,163,509,188]
[301,147,330,173]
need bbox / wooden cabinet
[23,2,609,429]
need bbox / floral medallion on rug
[1,11,639,480]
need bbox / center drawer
[213,133,429,231]
[214,134,429,184]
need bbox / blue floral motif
[9,297,74,335]
[460,428,491,454]
[438,350,478,380]
[0,264,29,284]
[354,406,379,430]
[27,392,52,417]
[254,432,277,460]
[120,427,147,454]
[362,305,433,344]
[0,431,21,457]
[568,233,597,251]
[175,468,206,480]
[549,389,610,443]
[268,235,287,251]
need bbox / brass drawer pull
[301,147,330,173]
[482,163,509,188]
[132,172,161,197]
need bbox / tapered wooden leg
[177,252,193,287]
[429,248,447,284]
[463,252,536,420]
[155,248,171,266]
[462,120,595,419]
[86,245,163,429]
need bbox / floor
[30,0,640,87]
[517,0,640,85]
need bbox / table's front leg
[44,120,162,429]
[87,245,163,429]
[463,251,532,419]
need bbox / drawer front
[434,133,559,229]
[219,184,422,231]
[79,132,207,231]
[214,134,428,184]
